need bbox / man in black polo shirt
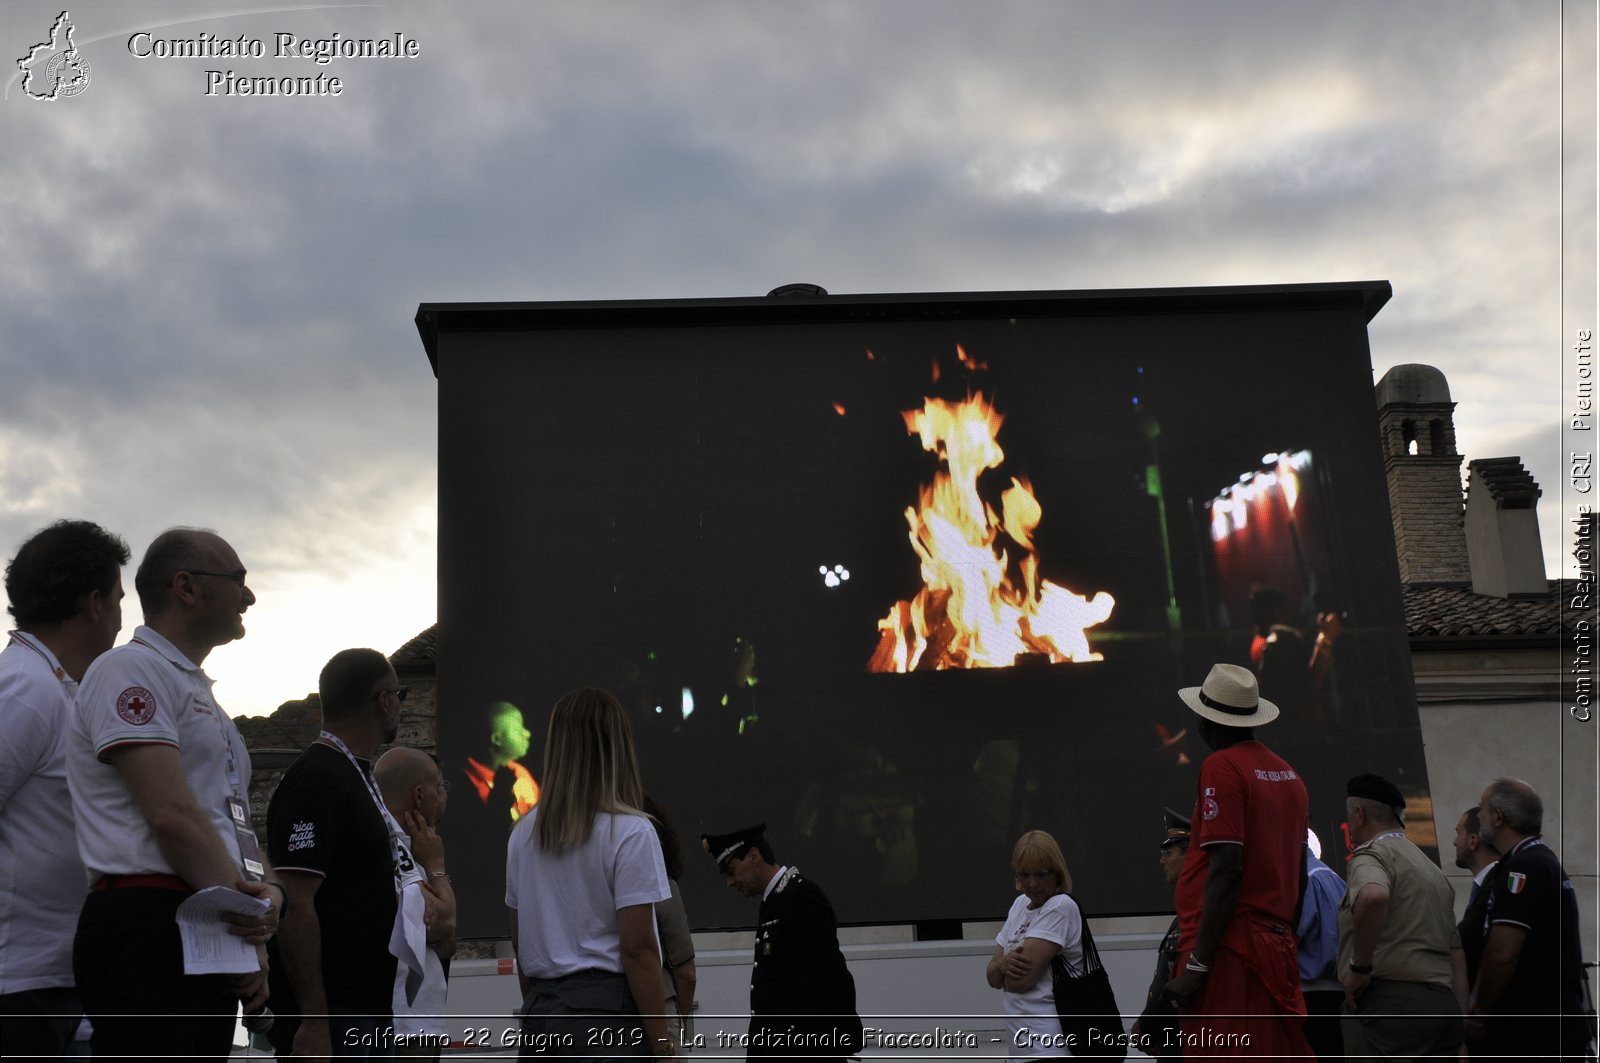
[267,649,408,1057]
[1467,777,1590,1059]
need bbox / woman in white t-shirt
[984,830,1085,1061]
[506,688,675,1060]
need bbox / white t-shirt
[995,892,1084,1062]
[0,633,87,991]
[68,626,250,880]
[505,810,670,979]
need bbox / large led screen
[423,284,1431,936]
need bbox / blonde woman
[506,689,675,1060]
[985,830,1085,1061]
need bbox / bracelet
[266,880,291,918]
[1185,957,1210,974]
[428,870,451,883]
[1348,961,1373,974]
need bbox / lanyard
[1354,830,1406,853]
[316,730,416,894]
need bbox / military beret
[1346,772,1405,812]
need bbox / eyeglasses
[1014,869,1054,881]
[437,779,451,793]
[185,570,247,586]
[374,686,409,704]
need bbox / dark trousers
[1301,987,1345,1059]
[1342,979,1462,1060]
[519,969,647,1062]
[0,985,81,1056]
[1477,1014,1593,1060]
[74,887,239,1063]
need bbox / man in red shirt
[1164,663,1312,1058]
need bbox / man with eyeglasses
[266,648,413,1058]
[68,527,286,1061]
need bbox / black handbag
[1050,899,1127,1060]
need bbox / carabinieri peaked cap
[701,824,766,870]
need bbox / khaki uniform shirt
[1337,832,1460,986]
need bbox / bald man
[375,748,456,963]
[68,528,282,1061]
[376,747,455,1056]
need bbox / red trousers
[1178,943,1312,1059]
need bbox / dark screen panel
[431,289,1429,935]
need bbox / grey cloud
[0,0,1577,618]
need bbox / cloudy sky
[3,0,1594,721]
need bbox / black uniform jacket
[748,867,863,1058]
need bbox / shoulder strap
[1053,893,1103,977]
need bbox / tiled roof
[233,695,320,743]
[391,625,438,670]
[1402,581,1575,639]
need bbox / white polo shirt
[68,625,251,881]
[0,632,88,991]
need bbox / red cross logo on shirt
[116,686,157,725]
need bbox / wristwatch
[1348,961,1373,974]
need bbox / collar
[1352,830,1406,853]
[1506,835,1544,859]
[1473,861,1497,886]
[130,624,203,673]
[8,630,69,681]
[762,865,791,901]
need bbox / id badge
[229,797,265,881]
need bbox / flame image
[869,376,1114,672]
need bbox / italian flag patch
[1506,871,1527,894]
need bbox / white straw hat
[1178,663,1280,727]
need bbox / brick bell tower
[1375,364,1470,584]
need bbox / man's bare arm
[1164,842,1243,1006]
[421,878,457,961]
[110,743,249,890]
[1341,882,1390,1007]
[1473,924,1528,1011]
[110,743,278,1004]
[404,810,456,959]
[275,869,334,1060]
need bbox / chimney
[1463,457,1547,597]
[1375,364,1470,583]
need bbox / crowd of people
[0,520,857,1062]
[1014,664,1592,1062]
[0,519,1592,1062]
